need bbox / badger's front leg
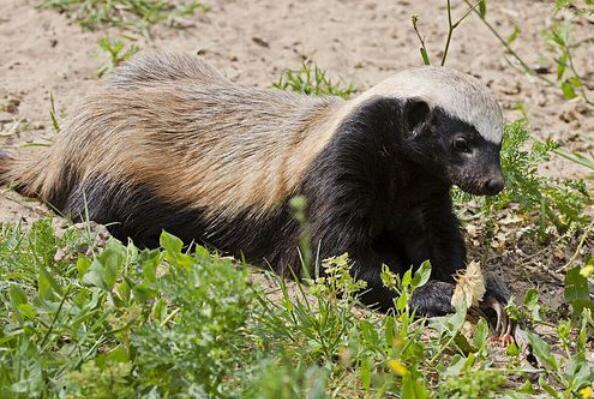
[411,191,512,336]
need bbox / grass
[0,218,592,398]
[39,0,206,79]
[273,61,357,98]
[96,36,140,78]
[38,0,208,34]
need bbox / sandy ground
[0,0,593,304]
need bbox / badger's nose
[485,177,504,195]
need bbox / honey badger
[0,53,509,319]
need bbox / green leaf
[9,286,28,308]
[564,267,594,314]
[160,231,183,254]
[95,345,130,368]
[539,375,561,398]
[561,80,578,100]
[396,291,409,311]
[9,286,33,322]
[420,47,430,65]
[518,380,538,394]
[473,318,489,349]
[359,357,372,390]
[401,374,430,399]
[76,256,92,277]
[384,316,396,344]
[38,266,63,301]
[402,269,413,289]
[17,303,37,320]
[411,260,431,289]
[526,332,558,371]
[523,288,542,321]
[557,53,568,80]
[453,333,475,354]
[160,231,192,266]
[506,342,520,357]
[83,241,126,290]
[478,0,487,18]
[523,288,539,306]
[140,249,161,283]
[506,26,520,45]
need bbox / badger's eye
[453,137,471,153]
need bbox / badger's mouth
[454,178,505,196]
[448,166,505,196]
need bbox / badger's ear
[403,98,431,135]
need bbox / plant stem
[441,0,454,66]
[461,0,555,86]
[565,47,594,105]
[556,218,594,273]
[40,285,72,348]
[441,0,482,66]
[412,15,431,65]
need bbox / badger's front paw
[410,280,455,317]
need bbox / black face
[401,98,504,196]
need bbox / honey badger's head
[400,95,504,196]
[362,66,505,196]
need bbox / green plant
[412,1,593,104]
[48,92,61,133]
[273,61,357,98]
[241,360,329,399]
[0,221,256,397]
[97,37,139,78]
[1,217,593,397]
[38,0,208,34]
[437,368,506,399]
[547,1,594,104]
[525,310,594,398]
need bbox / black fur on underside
[61,176,302,272]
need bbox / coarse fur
[0,52,508,315]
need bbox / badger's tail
[0,151,12,186]
[0,148,57,201]
[111,52,231,89]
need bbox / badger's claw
[475,273,516,345]
[481,295,516,346]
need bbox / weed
[437,368,507,399]
[38,0,208,34]
[48,92,61,133]
[0,217,593,397]
[547,1,594,105]
[273,61,357,98]
[97,37,139,78]
[412,1,593,105]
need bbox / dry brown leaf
[451,260,486,308]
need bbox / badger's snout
[482,174,504,196]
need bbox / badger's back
[0,53,341,261]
